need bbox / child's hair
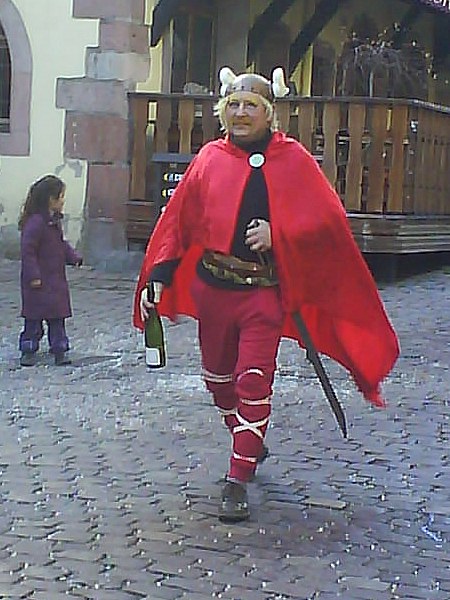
[18,175,65,230]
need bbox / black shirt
[150,130,273,289]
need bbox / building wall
[138,0,161,92]
[0,0,151,266]
[0,0,97,256]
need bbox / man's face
[224,91,271,143]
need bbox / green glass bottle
[144,283,166,369]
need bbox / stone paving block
[217,587,273,600]
[29,594,74,600]
[0,571,20,585]
[304,496,347,510]
[210,570,262,590]
[160,576,224,595]
[148,557,197,577]
[123,573,169,596]
[140,584,184,599]
[0,261,450,599]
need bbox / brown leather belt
[202,251,278,287]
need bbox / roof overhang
[150,0,449,49]
[416,0,450,14]
[151,0,181,46]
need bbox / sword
[292,312,348,438]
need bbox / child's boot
[20,351,36,367]
[55,351,71,366]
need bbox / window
[0,22,11,132]
[0,0,32,156]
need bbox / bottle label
[146,347,162,367]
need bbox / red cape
[133,132,399,407]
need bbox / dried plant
[336,29,430,99]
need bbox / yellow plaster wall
[137,0,161,92]
[0,0,98,245]
[285,0,315,96]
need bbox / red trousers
[191,275,283,482]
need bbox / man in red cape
[133,66,399,523]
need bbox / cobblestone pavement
[0,257,449,600]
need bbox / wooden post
[202,98,218,143]
[366,105,388,213]
[386,105,408,213]
[322,102,340,188]
[276,101,291,133]
[129,96,149,200]
[345,104,366,211]
[297,102,315,152]
[178,99,195,154]
[155,98,172,153]
[413,108,429,215]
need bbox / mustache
[232,119,252,125]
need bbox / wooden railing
[129,92,450,218]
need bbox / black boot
[20,352,36,367]
[54,351,71,366]
[219,481,250,523]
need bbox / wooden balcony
[127,92,450,261]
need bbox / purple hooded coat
[20,212,82,320]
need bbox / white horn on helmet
[219,67,237,97]
[272,67,290,98]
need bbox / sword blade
[293,312,347,438]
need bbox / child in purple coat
[18,175,82,366]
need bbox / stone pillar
[56,0,150,267]
[215,0,250,87]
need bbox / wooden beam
[248,0,296,64]
[151,0,181,46]
[289,0,348,76]
[415,0,450,15]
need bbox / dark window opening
[171,8,215,93]
[0,22,11,132]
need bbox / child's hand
[30,279,42,288]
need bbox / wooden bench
[349,214,450,253]
[349,213,450,280]
[126,200,158,249]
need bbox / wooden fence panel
[443,124,450,212]
[366,105,388,212]
[128,93,450,218]
[345,104,366,211]
[297,102,315,152]
[414,109,432,214]
[178,99,195,154]
[386,105,408,213]
[129,96,149,200]
[277,101,291,133]
[426,112,440,213]
[322,103,340,187]
[435,113,447,214]
[201,98,218,143]
[155,98,172,153]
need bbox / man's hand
[245,219,272,252]
[30,279,42,288]
[140,281,163,321]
